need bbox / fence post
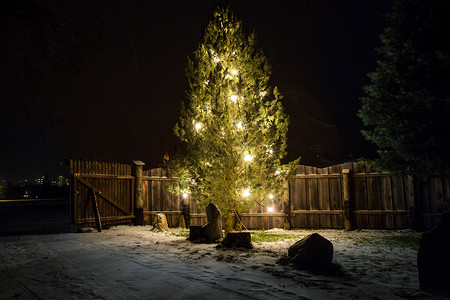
[342,169,353,230]
[133,160,145,225]
[407,175,417,230]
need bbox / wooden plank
[144,211,184,215]
[329,164,343,228]
[317,167,331,228]
[428,177,444,228]
[352,169,369,229]
[295,174,342,178]
[417,179,432,230]
[75,215,135,224]
[444,177,450,213]
[391,176,406,228]
[381,176,394,229]
[306,166,320,228]
[297,177,308,228]
[366,175,383,229]
[91,189,102,232]
[353,210,409,215]
[291,210,344,215]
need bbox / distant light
[230,94,238,102]
[231,69,238,76]
[244,153,253,162]
[267,207,274,213]
[236,122,243,130]
[275,170,280,175]
[195,122,202,130]
[242,188,251,198]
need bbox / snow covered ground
[0,226,438,299]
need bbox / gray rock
[188,225,204,241]
[221,231,253,249]
[418,212,450,297]
[288,233,333,271]
[202,202,223,241]
[152,213,169,231]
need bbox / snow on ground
[0,226,437,299]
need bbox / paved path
[0,233,331,300]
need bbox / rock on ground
[288,233,333,271]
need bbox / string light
[236,122,243,130]
[267,207,274,213]
[268,194,274,199]
[231,69,238,76]
[244,153,253,162]
[213,57,220,63]
[275,170,280,175]
[230,94,238,102]
[195,122,202,131]
[260,91,266,97]
[182,192,188,199]
[242,188,250,198]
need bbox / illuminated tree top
[172,6,299,217]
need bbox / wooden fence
[70,160,448,231]
[141,163,448,230]
[290,163,412,229]
[70,160,135,229]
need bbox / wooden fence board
[380,176,394,229]
[318,168,331,228]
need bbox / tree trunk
[225,211,233,234]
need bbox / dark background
[1,0,392,182]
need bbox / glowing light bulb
[236,122,243,130]
[244,153,253,162]
[195,122,202,131]
[230,94,238,102]
[275,170,280,175]
[231,69,238,76]
[242,188,250,198]
[269,194,274,199]
[267,207,274,213]
[182,192,188,199]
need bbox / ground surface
[0,220,439,300]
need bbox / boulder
[178,215,186,229]
[221,231,253,249]
[152,213,169,231]
[418,212,450,297]
[288,233,333,271]
[202,202,223,242]
[188,226,204,241]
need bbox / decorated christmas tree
[171,6,299,231]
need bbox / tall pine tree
[171,6,298,230]
[359,0,450,177]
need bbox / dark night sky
[0,0,392,182]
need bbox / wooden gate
[70,160,135,230]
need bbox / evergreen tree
[359,0,450,177]
[171,7,299,230]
